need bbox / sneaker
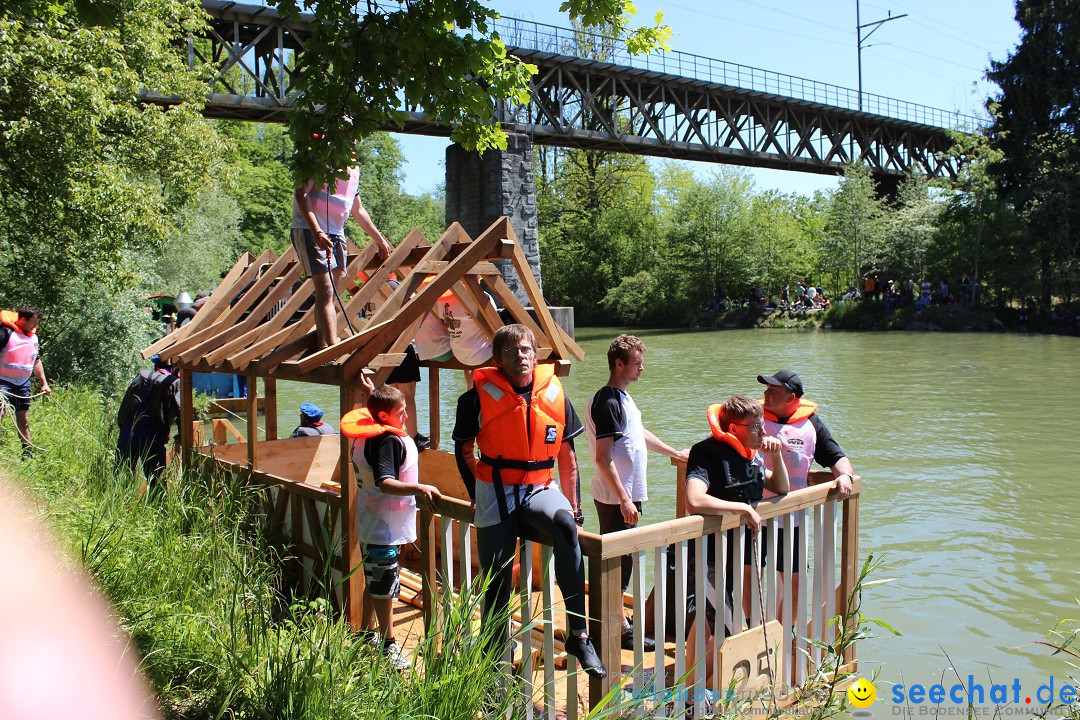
[620,621,656,652]
[357,628,378,647]
[564,634,606,679]
[413,434,431,452]
[382,640,411,671]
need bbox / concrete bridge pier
[445,132,541,305]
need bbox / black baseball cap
[757,370,804,397]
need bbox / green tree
[276,0,670,186]
[0,0,230,385]
[540,147,658,322]
[822,165,885,294]
[986,0,1080,308]
[876,173,941,283]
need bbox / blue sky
[392,0,1022,197]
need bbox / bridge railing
[494,16,983,131]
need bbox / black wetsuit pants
[477,484,587,656]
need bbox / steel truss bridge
[153,1,975,179]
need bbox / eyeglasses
[732,422,765,433]
[501,345,535,356]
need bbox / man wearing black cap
[757,370,854,499]
[116,355,180,478]
[758,370,855,614]
[290,403,338,438]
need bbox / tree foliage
[277,0,670,187]
[986,0,1080,306]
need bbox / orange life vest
[706,403,756,461]
[340,408,407,439]
[0,310,39,384]
[760,398,818,425]
[0,310,34,336]
[474,364,566,486]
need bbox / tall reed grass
[0,388,528,719]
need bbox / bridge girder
[148,1,959,180]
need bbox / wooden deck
[197,433,861,718]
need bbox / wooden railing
[417,471,862,718]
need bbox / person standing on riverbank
[758,370,854,611]
[116,355,179,478]
[452,324,607,678]
[0,306,51,458]
[586,334,687,651]
[293,157,391,349]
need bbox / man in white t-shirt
[293,162,390,348]
[586,334,688,650]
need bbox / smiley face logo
[848,678,877,708]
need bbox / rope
[44,394,112,455]
[210,399,266,438]
[751,530,779,713]
[0,388,50,452]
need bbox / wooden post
[419,506,438,632]
[588,554,623,709]
[428,366,440,450]
[340,383,364,630]
[179,368,194,466]
[264,377,277,441]
[246,373,258,469]
[839,493,860,666]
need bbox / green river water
[249,328,1080,698]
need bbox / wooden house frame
[143,217,861,716]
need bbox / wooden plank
[143,251,254,359]
[718,620,784,695]
[177,257,302,365]
[428,366,440,451]
[206,278,309,366]
[209,397,264,416]
[840,493,860,666]
[588,555,622,708]
[341,229,507,378]
[291,230,435,372]
[508,237,569,360]
[247,373,258,469]
[179,368,194,465]
[366,352,407,369]
[264,378,277,441]
[172,249,293,361]
[419,506,437,631]
[211,418,244,443]
[339,384,363,630]
[485,274,554,354]
[164,250,274,363]
[413,260,503,276]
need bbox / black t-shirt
[685,437,766,506]
[588,385,628,440]
[363,432,408,486]
[772,412,846,469]
[452,382,584,442]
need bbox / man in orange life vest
[758,370,855,609]
[453,324,606,678]
[0,306,51,456]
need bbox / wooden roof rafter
[143,217,583,387]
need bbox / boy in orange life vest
[0,306,51,457]
[340,385,441,670]
[452,324,607,679]
[684,395,789,685]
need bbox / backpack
[117,369,178,432]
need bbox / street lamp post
[856,0,907,112]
